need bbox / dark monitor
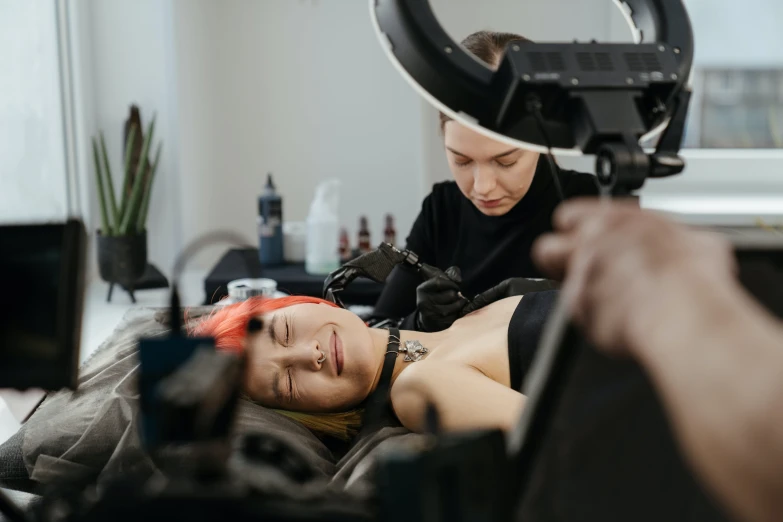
[0,220,87,390]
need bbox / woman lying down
[189,292,553,440]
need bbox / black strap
[358,328,400,434]
[379,327,400,391]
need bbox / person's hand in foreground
[532,199,737,355]
[533,199,783,522]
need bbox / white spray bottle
[305,179,341,275]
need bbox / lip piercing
[317,352,326,364]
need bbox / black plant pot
[97,230,148,303]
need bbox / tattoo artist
[371,30,598,332]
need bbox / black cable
[531,108,566,203]
[168,231,256,335]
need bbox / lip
[476,198,504,209]
[331,330,344,376]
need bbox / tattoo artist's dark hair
[439,30,532,131]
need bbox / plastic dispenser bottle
[305,179,341,275]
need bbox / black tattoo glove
[461,278,560,316]
[415,265,468,332]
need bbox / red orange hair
[188,296,339,352]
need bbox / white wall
[430,0,617,44]
[78,0,183,273]
[73,0,783,278]
[0,1,69,223]
[76,0,625,271]
[171,0,425,268]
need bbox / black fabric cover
[512,299,732,521]
[0,307,335,494]
[0,430,33,493]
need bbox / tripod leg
[107,283,115,302]
[128,286,137,304]
[0,489,27,522]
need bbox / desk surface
[204,249,385,306]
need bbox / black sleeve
[563,171,599,198]
[371,192,438,320]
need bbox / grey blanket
[2,307,422,501]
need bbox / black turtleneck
[372,158,598,321]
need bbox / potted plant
[92,106,162,303]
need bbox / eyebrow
[446,146,519,159]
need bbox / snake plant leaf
[118,123,137,222]
[119,116,155,235]
[136,142,162,233]
[92,137,112,236]
[99,132,120,228]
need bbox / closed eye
[497,160,518,168]
[287,369,294,402]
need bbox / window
[684,69,783,149]
[0,1,70,223]
[606,0,783,222]
[679,0,783,149]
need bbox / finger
[461,294,490,316]
[532,234,577,280]
[552,198,604,232]
[461,283,506,315]
[437,300,468,319]
[553,198,640,233]
[419,274,459,293]
[560,236,602,327]
[445,266,463,284]
[428,289,463,306]
[461,301,479,316]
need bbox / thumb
[461,285,502,316]
[461,299,481,316]
[445,266,462,284]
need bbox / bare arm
[390,362,525,433]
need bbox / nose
[292,340,325,371]
[473,164,497,197]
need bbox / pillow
[0,307,335,493]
